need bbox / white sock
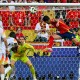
[33,77,37,80]
[5,66,12,75]
[7,58,10,64]
[1,74,5,80]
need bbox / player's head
[9,32,16,39]
[19,36,26,44]
[42,16,50,24]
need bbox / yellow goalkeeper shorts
[11,54,30,63]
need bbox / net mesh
[15,47,79,80]
[0,5,80,80]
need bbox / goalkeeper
[6,36,37,80]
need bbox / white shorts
[0,51,6,59]
[0,50,10,65]
[0,51,6,64]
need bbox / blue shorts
[58,32,76,40]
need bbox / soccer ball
[30,7,37,13]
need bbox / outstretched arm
[24,43,35,52]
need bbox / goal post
[0,3,80,6]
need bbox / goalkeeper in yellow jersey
[6,36,37,80]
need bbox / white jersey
[0,20,3,28]
[0,28,6,53]
[35,23,49,39]
[2,37,16,51]
[0,28,6,60]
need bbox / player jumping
[44,16,80,46]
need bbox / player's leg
[6,60,15,79]
[52,34,62,40]
[0,64,5,80]
[21,56,37,80]
[0,53,5,80]
[63,32,80,46]
[72,38,80,46]
[5,54,17,79]
[26,60,37,80]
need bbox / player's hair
[9,32,16,39]
[42,16,50,23]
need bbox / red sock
[75,42,80,46]
[47,36,54,48]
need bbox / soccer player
[6,36,37,80]
[2,31,16,59]
[1,32,17,80]
[1,31,17,80]
[43,16,80,46]
[0,26,9,80]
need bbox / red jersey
[11,11,26,26]
[78,10,80,18]
[51,20,70,34]
[0,11,10,27]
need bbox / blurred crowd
[0,6,80,46]
[0,0,80,3]
[0,6,80,28]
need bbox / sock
[29,65,36,78]
[48,36,54,48]
[5,66,12,74]
[6,66,14,78]
[76,42,80,46]
[1,74,5,80]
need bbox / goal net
[0,4,80,80]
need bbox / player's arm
[2,31,9,54]
[3,38,9,54]
[24,16,27,26]
[10,12,16,27]
[25,43,35,52]
[24,11,27,26]
[3,38,8,49]
[56,19,59,27]
[10,15,14,26]
[46,24,50,33]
